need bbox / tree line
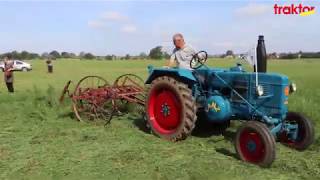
[0,46,170,61]
[276,52,320,59]
[1,48,319,61]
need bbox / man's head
[173,33,185,49]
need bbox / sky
[0,0,319,56]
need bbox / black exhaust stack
[256,35,267,73]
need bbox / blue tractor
[145,36,314,167]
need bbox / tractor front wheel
[235,121,276,167]
[146,76,197,141]
[280,112,315,150]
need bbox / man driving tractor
[166,33,196,70]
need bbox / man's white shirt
[170,44,196,70]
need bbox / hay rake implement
[60,74,145,125]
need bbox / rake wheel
[72,76,112,123]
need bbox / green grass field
[0,59,319,179]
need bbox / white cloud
[87,20,105,29]
[88,11,138,33]
[101,11,128,21]
[235,3,270,16]
[121,25,137,33]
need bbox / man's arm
[164,52,176,68]
[168,54,176,67]
[4,67,14,72]
[7,62,14,71]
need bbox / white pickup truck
[0,60,32,72]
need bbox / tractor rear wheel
[146,76,197,141]
[280,112,315,151]
[235,121,276,167]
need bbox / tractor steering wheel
[190,51,208,69]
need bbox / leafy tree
[29,53,40,59]
[61,52,71,58]
[0,52,12,59]
[69,53,76,58]
[149,46,165,60]
[20,51,30,59]
[49,51,60,59]
[226,50,234,56]
[300,52,320,58]
[163,52,170,59]
[268,52,278,59]
[84,53,95,59]
[139,52,148,59]
[11,51,21,59]
[79,52,86,59]
[105,55,114,60]
[41,52,50,59]
[125,54,130,60]
[279,53,298,59]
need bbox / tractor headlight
[289,83,297,93]
[256,85,264,96]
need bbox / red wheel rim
[148,87,181,135]
[239,129,265,163]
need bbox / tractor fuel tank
[206,95,232,122]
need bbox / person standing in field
[166,33,196,70]
[4,55,14,93]
[46,58,53,73]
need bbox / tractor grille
[253,84,272,96]
[232,81,248,102]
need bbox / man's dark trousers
[6,82,14,93]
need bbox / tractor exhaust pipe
[256,35,267,73]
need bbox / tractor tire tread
[235,121,276,167]
[147,76,197,141]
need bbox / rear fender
[145,66,197,86]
